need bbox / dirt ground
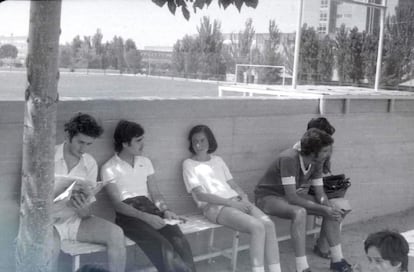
[192,207,414,272]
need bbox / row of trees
[59,29,142,74]
[298,24,374,85]
[298,0,413,88]
[172,17,288,83]
[171,1,413,87]
[58,1,413,87]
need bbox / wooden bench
[61,213,321,272]
[61,214,241,272]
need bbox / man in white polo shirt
[53,113,126,272]
[101,120,195,272]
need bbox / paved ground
[187,208,414,272]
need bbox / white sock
[330,244,344,263]
[252,266,265,272]
[268,263,282,272]
[295,256,309,272]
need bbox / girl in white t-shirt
[182,125,282,272]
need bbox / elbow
[193,192,207,203]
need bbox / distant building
[303,0,398,35]
[143,46,173,52]
[0,34,28,62]
[139,47,173,75]
[140,48,173,64]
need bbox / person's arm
[284,185,343,221]
[183,158,251,213]
[279,155,337,218]
[147,175,169,212]
[227,179,249,201]
[70,192,92,218]
[284,184,326,213]
[105,182,166,229]
[147,175,184,221]
[192,186,251,213]
[69,157,99,217]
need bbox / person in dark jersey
[255,128,353,272]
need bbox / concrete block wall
[1,97,414,271]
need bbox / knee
[170,235,189,249]
[261,216,276,233]
[106,225,125,248]
[249,220,266,236]
[291,207,307,223]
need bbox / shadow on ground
[189,208,414,272]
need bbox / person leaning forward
[255,128,353,272]
[52,113,126,272]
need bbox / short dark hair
[113,120,144,153]
[300,128,334,156]
[188,125,218,154]
[364,230,409,272]
[307,117,335,135]
[64,113,103,141]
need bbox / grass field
[0,71,220,100]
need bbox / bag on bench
[308,174,351,199]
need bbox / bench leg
[207,228,215,264]
[231,231,240,272]
[72,255,80,272]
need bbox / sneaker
[330,259,353,272]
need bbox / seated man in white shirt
[53,113,126,272]
[101,120,196,272]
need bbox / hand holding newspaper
[54,175,115,202]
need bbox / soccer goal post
[234,64,287,86]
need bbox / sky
[0,0,300,49]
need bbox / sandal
[313,244,330,259]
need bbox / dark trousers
[115,198,195,272]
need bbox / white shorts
[54,215,82,241]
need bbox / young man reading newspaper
[52,113,126,272]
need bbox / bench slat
[61,237,136,256]
[61,214,218,256]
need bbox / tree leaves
[234,0,243,11]
[244,0,258,8]
[152,0,168,7]
[152,0,259,20]
[218,0,233,10]
[182,5,190,20]
[168,0,176,14]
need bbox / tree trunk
[15,1,62,271]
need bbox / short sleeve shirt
[182,155,239,207]
[254,148,323,197]
[101,154,154,200]
[53,142,98,240]
[54,143,98,203]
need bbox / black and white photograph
[0,0,413,271]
